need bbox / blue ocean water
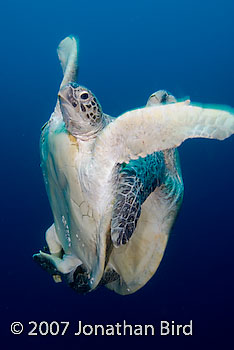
[1,0,234,348]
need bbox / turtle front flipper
[93,102,234,169]
[111,91,177,247]
[57,36,79,89]
[53,36,79,114]
[111,152,165,247]
[111,170,142,246]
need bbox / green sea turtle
[33,36,234,295]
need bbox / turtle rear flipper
[66,265,91,294]
[66,265,120,294]
[33,252,62,283]
[33,251,82,282]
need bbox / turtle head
[58,82,104,139]
[146,90,177,106]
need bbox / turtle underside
[33,35,234,295]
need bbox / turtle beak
[58,88,74,120]
[58,87,75,126]
[58,89,69,104]
[58,85,79,109]
[58,83,74,103]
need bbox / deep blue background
[1,0,234,348]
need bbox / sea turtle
[33,36,234,295]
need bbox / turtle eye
[80,92,89,100]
